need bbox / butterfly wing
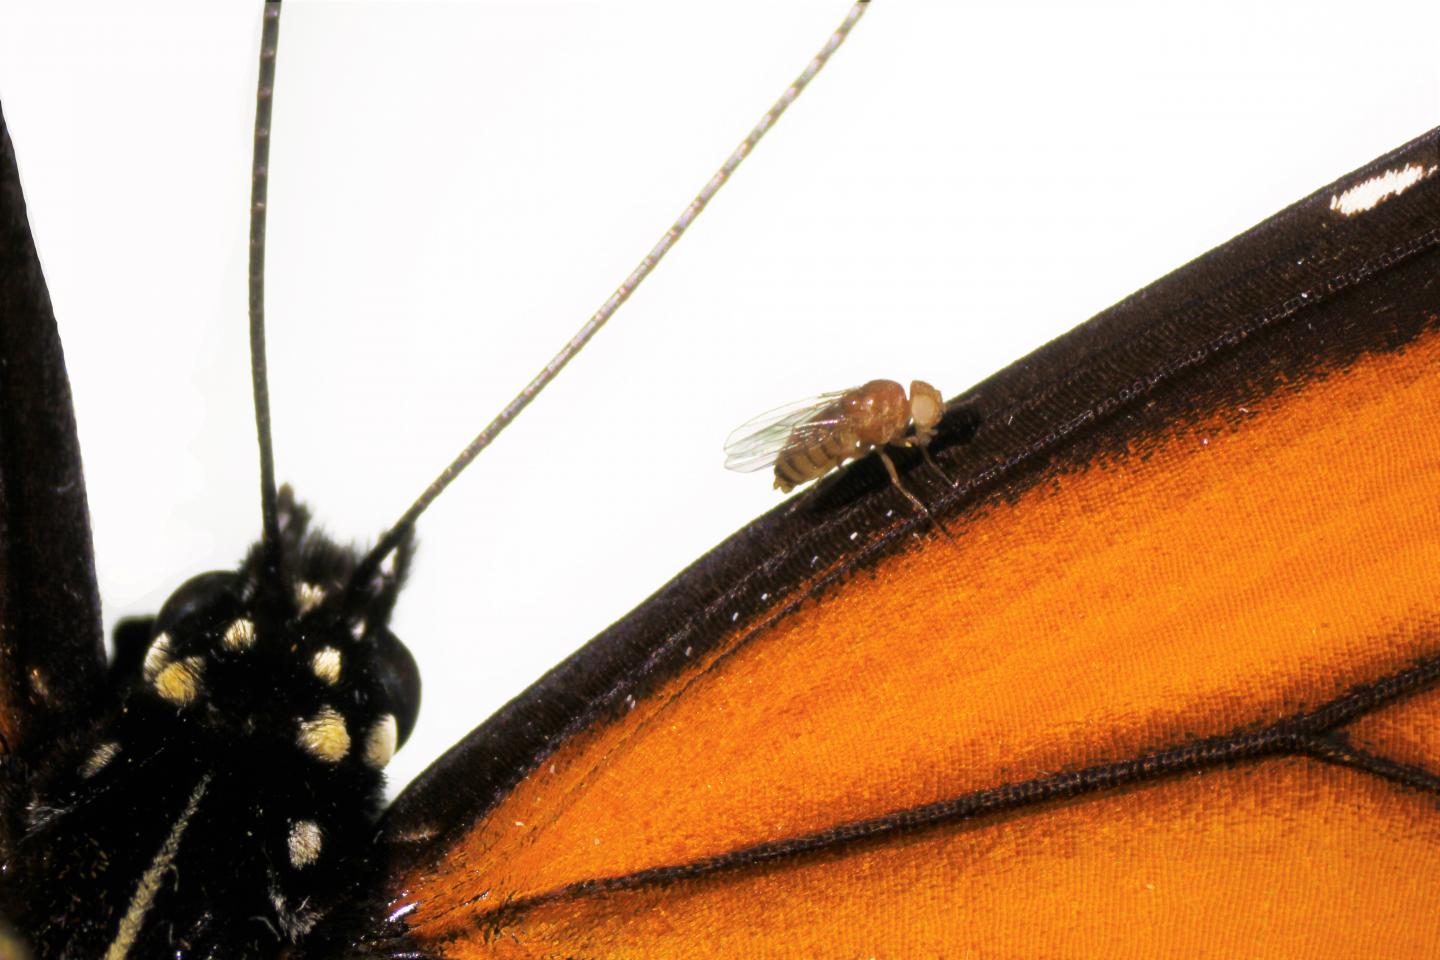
[334,129,1440,957]
[0,107,106,779]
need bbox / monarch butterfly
[6,1,1432,797]
[1,2,1439,957]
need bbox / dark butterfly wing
[0,106,106,783]
[325,127,1440,957]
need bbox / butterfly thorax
[5,495,420,958]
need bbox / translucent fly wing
[723,390,852,473]
[724,419,819,473]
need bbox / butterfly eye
[153,571,246,637]
[370,628,421,748]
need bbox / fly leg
[896,434,961,495]
[877,450,955,541]
[920,445,957,489]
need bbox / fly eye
[372,629,421,748]
[154,571,246,637]
[908,381,944,430]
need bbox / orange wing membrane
[360,129,1440,957]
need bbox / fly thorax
[849,379,910,446]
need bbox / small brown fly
[724,379,945,513]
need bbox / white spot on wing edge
[103,775,210,960]
[386,825,439,845]
[287,820,324,868]
[387,902,418,923]
[1329,162,1436,216]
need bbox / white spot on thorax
[154,656,206,706]
[296,582,326,615]
[311,647,342,686]
[81,742,121,779]
[222,618,256,652]
[103,775,210,960]
[287,820,323,868]
[1330,163,1436,216]
[297,706,350,762]
[362,714,398,770]
[141,633,172,683]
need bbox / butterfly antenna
[249,1,284,584]
[347,1,874,597]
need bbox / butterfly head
[121,487,421,774]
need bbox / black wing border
[380,126,1440,866]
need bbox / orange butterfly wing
[350,129,1440,957]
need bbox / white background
[0,2,1436,793]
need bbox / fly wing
[722,390,852,473]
